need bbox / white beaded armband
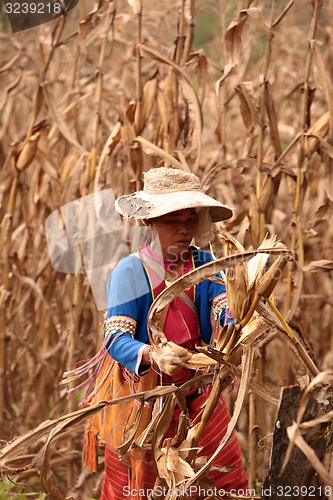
[212,293,228,318]
[103,315,137,337]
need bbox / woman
[78,167,248,499]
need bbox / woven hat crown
[143,168,201,194]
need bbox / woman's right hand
[150,342,192,375]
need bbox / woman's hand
[150,342,192,375]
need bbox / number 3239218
[276,485,332,497]
[5,3,63,15]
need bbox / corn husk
[15,132,41,172]
[304,111,329,156]
[156,426,199,497]
[218,229,249,323]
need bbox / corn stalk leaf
[138,43,202,171]
[0,52,22,73]
[312,42,333,142]
[183,346,254,490]
[148,248,291,345]
[303,259,333,272]
[127,0,141,14]
[0,375,214,471]
[42,85,86,154]
[134,136,185,170]
[281,371,333,484]
[141,74,158,125]
[243,7,270,36]
[223,12,247,78]
[265,82,283,157]
[286,424,333,487]
[178,77,203,172]
[94,122,121,191]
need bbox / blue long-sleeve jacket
[105,247,227,374]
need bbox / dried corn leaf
[37,149,59,180]
[138,43,202,170]
[60,151,81,185]
[236,81,260,130]
[0,74,22,117]
[0,52,22,73]
[316,135,333,159]
[127,0,141,15]
[296,370,333,426]
[185,352,218,369]
[287,223,304,321]
[223,12,247,78]
[60,153,87,204]
[141,74,158,125]
[303,259,333,272]
[299,410,333,430]
[265,82,283,157]
[187,50,208,104]
[243,7,270,36]
[12,272,58,332]
[201,158,287,191]
[281,371,333,484]
[218,229,249,322]
[178,77,202,171]
[94,122,121,192]
[148,248,290,345]
[158,440,196,493]
[152,395,177,474]
[234,315,271,349]
[42,85,86,154]
[226,264,249,323]
[0,402,105,468]
[218,228,245,253]
[157,84,171,141]
[40,447,70,499]
[286,424,333,487]
[78,2,101,38]
[256,255,289,299]
[134,136,185,169]
[247,234,277,287]
[211,350,279,405]
[0,384,184,471]
[258,300,319,377]
[183,347,254,491]
[312,42,333,141]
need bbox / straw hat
[115,167,232,222]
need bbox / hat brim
[115,191,233,222]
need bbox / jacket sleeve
[209,279,233,326]
[104,256,151,374]
[200,248,233,326]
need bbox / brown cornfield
[0,0,332,498]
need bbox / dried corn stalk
[147,246,289,346]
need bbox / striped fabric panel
[101,393,247,499]
[101,447,156,500]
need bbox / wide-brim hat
[115,167,233,222]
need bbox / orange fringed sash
[83,355,157,472]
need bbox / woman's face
[149,208,198,261]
